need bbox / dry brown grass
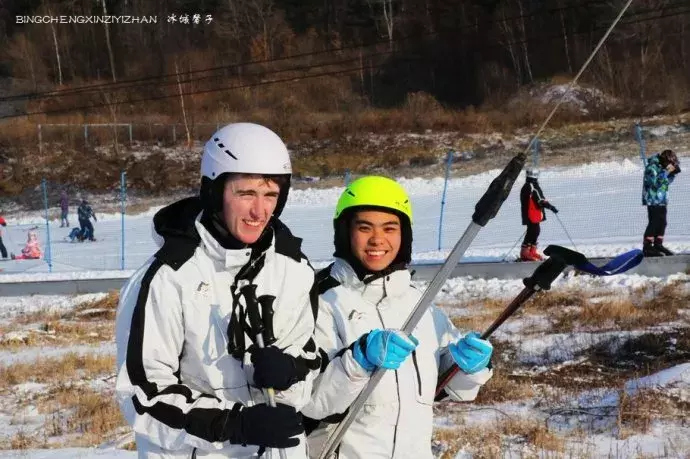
[617,389,690,440]
[0,291,120,350]
[27,384,127,447]
[449,298,506,332]
[0,352,115,389]
[474,370,537,404]
[434,417,567,458]
[525,289,589,313]
[50,386,125,445]
[552,282,689,332]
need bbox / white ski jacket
[302,258,492,459]
[115,198,320,459]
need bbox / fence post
[344,169,351,186]
[41,178,53,273]
[38,124,43,154]
[121,171,127,270]
[129,123,133,145]
[172,124,176,144]
[437,150,454,251]
[635,123,647,166]
[84,124,88,147]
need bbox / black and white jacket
[115,197,320,459]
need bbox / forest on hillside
[0,0,688,149]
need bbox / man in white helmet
[115,123,321,459]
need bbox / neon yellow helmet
[334,176,413,223]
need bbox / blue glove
[352,329,418,371]
[449,332,493,374]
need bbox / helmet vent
[213,136,237,159]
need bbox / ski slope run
[1,157,688,274]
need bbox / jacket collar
[330,257,411,299]
[196,220,275,268]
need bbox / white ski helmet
[526,167,539,179]
[200,122,292,217]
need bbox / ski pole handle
[435,251,573,398]
[473,153,526,226]
[258,295,277,346]
[240,285,288,459]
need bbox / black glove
[1,222,6,227]
[544,202,558,213]
[226,403,303,448]
[251,346,309,391]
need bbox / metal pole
[437,150,453,250]
[41,178,53,272]
[344,168,351,185]
[84,124,88,147]
[121,171,126,270]
[129,124,133,145]
[635,123,647,166]
[38,124,43,154]
[532,138,540,169]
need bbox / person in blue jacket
[642,149,681,256]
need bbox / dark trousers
[523,222,541,246]
[0,236,6,258]
[644,205,667,240]
[79,219,95,241]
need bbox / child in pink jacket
[12,229,42,260]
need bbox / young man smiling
[115,123,320,459]
[302,176,494,459]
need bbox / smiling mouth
[365,250,387,257]
[243,219,263,228]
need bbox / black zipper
[411,350,422,397]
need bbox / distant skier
[77,199,97,242]
[0,214,7,259]
[59,190,70,228]
[12,229,42,260]
[642,149,681,256]
[519,168,558,261]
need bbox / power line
[3,5,689,120]
[2,58,425,119]
[0,0,619,103]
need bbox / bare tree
[515,0,533,83]
[559,0,573,75]
[175,59,192,149]
[102,0,117,82]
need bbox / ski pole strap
[473,153,526,226]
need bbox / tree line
[1,0,688,115]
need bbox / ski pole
[553,212,578,251]
[434,245,643,397]
[501,229,527,262]
[240,284,288,459]
[317,152,526,459]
